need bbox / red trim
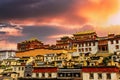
[32,67,57,73]
[21,63,26,66]
[0,50,16,52]
[82,67,119,72]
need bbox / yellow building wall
[16,49,67,57]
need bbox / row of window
[111,40,119,44]
[35,73,52,78]
[90,73,111,79]
[14,67,24,71]
[78,45,119,52]
[79,48,92,52]
[58,73,81,77]
[116,45,119,49]
[79,42,96,47]
[57,46,68,49]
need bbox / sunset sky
[0,0,120,50]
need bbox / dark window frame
[89,73,94,79]
[98,73,102,79]
[107,73,111,79]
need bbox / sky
[0,0,120,50]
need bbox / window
[107,73,111,79]
[89,48,92,51]
[89,43,91,46]
[79,49,81,52]
[116,45,119,49]
[48,73,51,77]
[59,73,63,77]
[18,67,20,71]
[93,42,95,46]
[42,73,45,77]
[36,73,39,77]
[79,44,81,47]
[98,73,102,79]
[67,73,71,77]
[82,43,84,47]
[89,73,94,79]
[85,48,88,51]
[22,67,24,71]
[74,73,80,77]
[116,40,119,44]
[74,44,77,47]
[111,40,113,44]
[82,48,84,52]
[86,43,88,46]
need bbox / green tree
[103,57,110,66]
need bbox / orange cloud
[0,27,23,36]
[76,0,120,25]
[48,34,72,39]
[0,40,17,50]
[10,0,120,29]
[95,25,120,36]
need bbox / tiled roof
[73,31,96,35]
[32,67,57,73]
[82,66,119,72]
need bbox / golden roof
[19,38,42,44]
[73,31,95,35]
[16,49,67,57]
[93,53,112,57]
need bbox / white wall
[32,72,57,78]
[108,40,120,53]
[78,42,98,54]
[0,51,15,60]
[83,72,118,80]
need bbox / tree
[103,57,110,66]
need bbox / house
[32,66,58,79]
[82,66,120,80]
[0,50,16,61]
[12,63,25,78]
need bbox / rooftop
[73,31,96,36]
[16,49,66,57]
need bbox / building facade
[17,38,50,52]
[56,36,72,50]
[55,31,120,54]
[0,50,16,61]
[82,66,120,80]
[32,67,57,79]
[57,68,82,80]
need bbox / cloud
[0,40,17,50]
[0,0,119,27]
[78,24,95,31]
[0,0,74,19]
[0,0,120,49]
[0,31,6,35]
[6,25,77,45]
[0,22,23,36]
[48,34,72,39]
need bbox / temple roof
[82,66,119,72]
[18,38,42,44]
[73,31,96,36]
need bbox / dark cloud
[0,22,15,27]
[0,22,22,30]
[0,0,74,20]
[79,24,95,31]
[0,31,6,35]
[7,25,76,43]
